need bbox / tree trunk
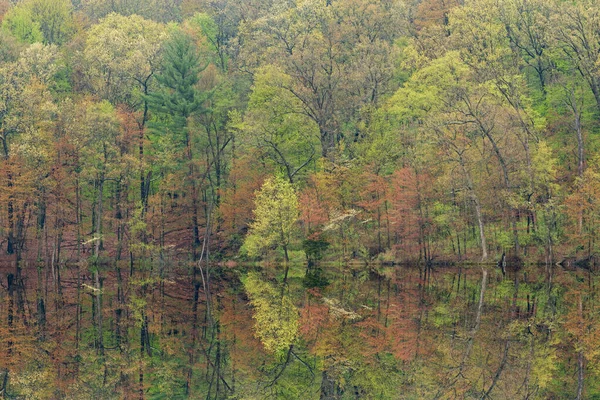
[460,159,488,261]
[320,369,339,400]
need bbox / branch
[481,339,510,399]
[265,345,294,388]
[291,148,316,179]
[291,349,315,378]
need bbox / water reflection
[0,261,596,399]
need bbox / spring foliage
[243,175,299,259]
[244,272,299,357]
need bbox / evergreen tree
[149,30,207,135]
[149,30,208,257]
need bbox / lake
[0,260,595,399]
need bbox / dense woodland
[2,0,600,266]
[1,0,600,398]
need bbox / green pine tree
[149,30,207,134]
[148,30,209,256]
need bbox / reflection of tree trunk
[93,271,104,354]
[577,349,585,400]
[139,310,150,400]
[522,330,536,397]
[1,369,8,399]
[14,260,25,323]
[482,339,510,399]
[483,275,513,399]
[115,262,125,358]
[431,270,486,396]
[7,273,14,349]
[35,194,47,339]
[461,268,487,370]
[4,156,15,255]
[186,281,201,396]
[320,369,340,400]
[36,264,46,340]
[54,213,63,303]
[6,198,14,254]
[576,295,585,400]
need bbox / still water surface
[0,261,595,399]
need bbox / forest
[1,0,600,398]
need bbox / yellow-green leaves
[244,272,298,357]
[243,175,300,260]
[388,51,469,122]
[17,43,59,86]
[85,13,167,104]
[449,0,512,75]
[2,0,74,45]
[239,65,320,182]
[1,3,43,44]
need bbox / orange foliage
[219,155,268,243]
[299,298,329,344]
[116,106,142,154]
[357,171,387,213]
[414,0,461,30]
[356,317,387,357]
[298,176,330,235]
[0,1,8,22]
[385,297,421,361]
[388,167,433,257]
[220,292,267,380]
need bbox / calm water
[0,260,596,399]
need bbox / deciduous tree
[243,175,299,271]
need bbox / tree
[149,30,208,257]
[413,0,461,30]
[0,48,55,255]
[565,162,600,257]
[1,4,42,44]
[239,0,404,159]
[388,52,486,260]
[237,65,319,184]
[244,272,299,357]
[80,100,120,258]
[500,0,553,94]
[150,31,205,131]
[85,13,167,210]
[243,175,300,273]
[23,0,74,45]
[2,0,74,45]
[552,0,600,113]
[219,153,269,249]
[84,13,167,106]
[79,0,181,23]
